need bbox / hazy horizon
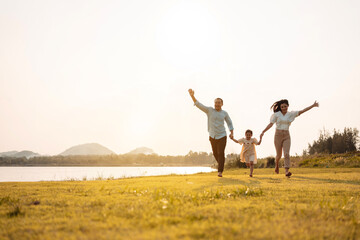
[1,0,359,158]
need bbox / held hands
[229,133,234,140]
[229,134,239,143]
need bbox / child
[230,129,262,177]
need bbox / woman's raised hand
[313,101,319,107]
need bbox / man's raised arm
[188,89,197,103]
[188,89,210,113]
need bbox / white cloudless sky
[1,0,359,157]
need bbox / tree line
[305,127,359,155]
[0,151,216,166]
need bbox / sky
[0,0,359,158]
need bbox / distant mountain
[13,151,40,158]
[0,150,40,159]
[59,143,116,156]
[0,151,18,157]
[127,147,155,155]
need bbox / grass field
[0,168,359,239]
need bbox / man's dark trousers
[209,136,227,173]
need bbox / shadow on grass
[217,177,261,187]
[193,177,263,193]
[191,177,255,191]
[292,176,360,185]
[255,177,283,183]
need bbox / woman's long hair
[271,99,289,112]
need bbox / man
[188,89,234,177]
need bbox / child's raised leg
[249,162,254,177]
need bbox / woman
[260,99,319,177]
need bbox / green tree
[306,127,359,154]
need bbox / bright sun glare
[155,1,222,70]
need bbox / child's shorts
[244,154,255,163]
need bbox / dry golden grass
[0,168,359,239]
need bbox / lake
[0,166,215,182]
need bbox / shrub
[225,154,246,169]
[266,157,275,168]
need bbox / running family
[188,89,319,178]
